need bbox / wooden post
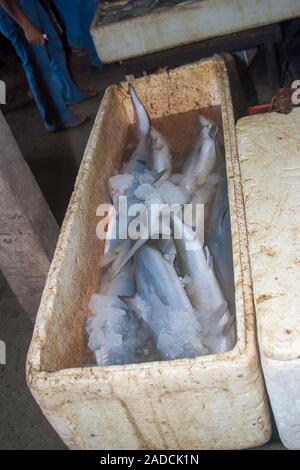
[0,111,59,322]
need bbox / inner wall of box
[40,61,236,372]
[39,89,130,372]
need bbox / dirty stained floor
[0,46,285,449]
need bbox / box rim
[26,57,257,383]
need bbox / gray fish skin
[104,170,154,275]
[156,237,177,265]
[181,115,218,192]
[207,176,236,335]
[151,127,172,179]
[100,260,136,298]
[135,245,192,311]
[172,213,224,310]
[134,245,207,360]
[171,213,234,353]
[125,84,152,174]
[183,173,220,242]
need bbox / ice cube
[157,332,183,359]
[98,307,126,324]
[134,183,155,200]
[89,293,125,312]
[88,326,106,351]
[156,180,191,205]
[94,347,110,366]
[106,332,123,348]
[109,173,134,192]
[138,171,155,185]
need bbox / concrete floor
[0,280,66,449]
[0,48,285,450]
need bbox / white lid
[237,109,300,361]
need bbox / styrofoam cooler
[91,0,300,63]
[26,57,271,450]
[237,109,300,450]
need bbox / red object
[248,89,293,115]
[247,103,273,115]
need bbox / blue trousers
[0,0,85,131]
[51,0,83,49]
[52,0,102,67]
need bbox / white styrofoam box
[26,58,271,450]
[237,109,300,449]
[91,0,300,63]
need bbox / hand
[24,24,46,46]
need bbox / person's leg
[51,0,83,49]
[0,9,69,129]
[0,6,83,131]
[35,2,97,105]
[79,0,102,68]
[29,0,88,105]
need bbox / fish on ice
[181,115,219,192]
